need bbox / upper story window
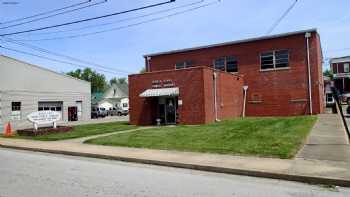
[261,50,289,70]
[214,56,238,72]
[175,60,193,70]
[344,63,349,73]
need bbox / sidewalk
[297,114,350,162]
[1,114,350,187]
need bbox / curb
[1,144,350,187]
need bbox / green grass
[12,122,137,141]
[85,116,317,159]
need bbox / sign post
[27,111,61,131]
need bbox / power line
[0,45,126,75]
[7,0,219,42]
[0,0,91,25]
[1,37,131,74]
[0,0,176,37]
[25,0,205,36]
[266,0,299,35]
[0,0,108,30]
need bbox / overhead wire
[0,0,176,37]
[7,0,220,42]
[1,37,132,74]
[0,0,109,30]
[265,0,299,35]
[0,45,127,75]
[0,0,92,25]
[24,0,205,36]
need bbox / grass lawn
[10,122,137,141]
[85,116,317,159]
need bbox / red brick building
[129,29,324,125]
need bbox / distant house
[97,83,128,110]
[330,56,350,93]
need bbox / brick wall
[145,31,324,116]
[128,67,243,125]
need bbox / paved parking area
[62,115,129,126]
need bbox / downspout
[146,56,151,72]
[213,72,220,122]
[242,85,248,118]
[305,32,313,115]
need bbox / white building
[97,83,128,110]
[0,55,91,131]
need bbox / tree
[323,69,333,79]
[109,77,127,85]
[67,68,108,93]
[139,67,146,73]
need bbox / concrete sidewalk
[1,113,350,186]
[297,114,350,162]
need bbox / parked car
[341,92,350,104]
[347,106,350,116]
[116,106,128,116]
[91,107,107,118]
[107,107,118,116]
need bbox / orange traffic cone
[4,122,13,137]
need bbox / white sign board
[27,111,61,129]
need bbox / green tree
[109,77,127,85]
[323,69,333,79]
[67,68,108,93]
[139,67,146,73]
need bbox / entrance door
[68,107,78,122]
[165,97,176,125]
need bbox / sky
[0,0,349,79]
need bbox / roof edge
[0,55,91,86]
[143,28,318,58]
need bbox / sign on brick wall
[152,79,175,88]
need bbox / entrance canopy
[139,87,179,97]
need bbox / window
[175,60,193,70]
[226,56,238,72]
[11,102,21,111]
[261,50,289,70]
[123,103,128,108]
[344,63,349,73]
[214,57,225,71]
[11,102,21,120]
[214,56,238,72]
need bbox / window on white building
[11,102,21,120]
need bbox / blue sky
[0,0,349,79]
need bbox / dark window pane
[175,62,185,69]
[261,52,274,70]
[44,107,50,111]
[11,102,21,111]
[38,107,43,111]
[50,107,56,111]
[214,58,225,71]
[226,56,238,72]
[275,50,289,68]
[185,61,194,67]
[56,107,62,111]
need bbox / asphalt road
[0,148,350,197]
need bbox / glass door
[165,97,176,125]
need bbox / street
[0,148,349,197]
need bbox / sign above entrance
[27,111,61,130]
[152,79,175,88]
